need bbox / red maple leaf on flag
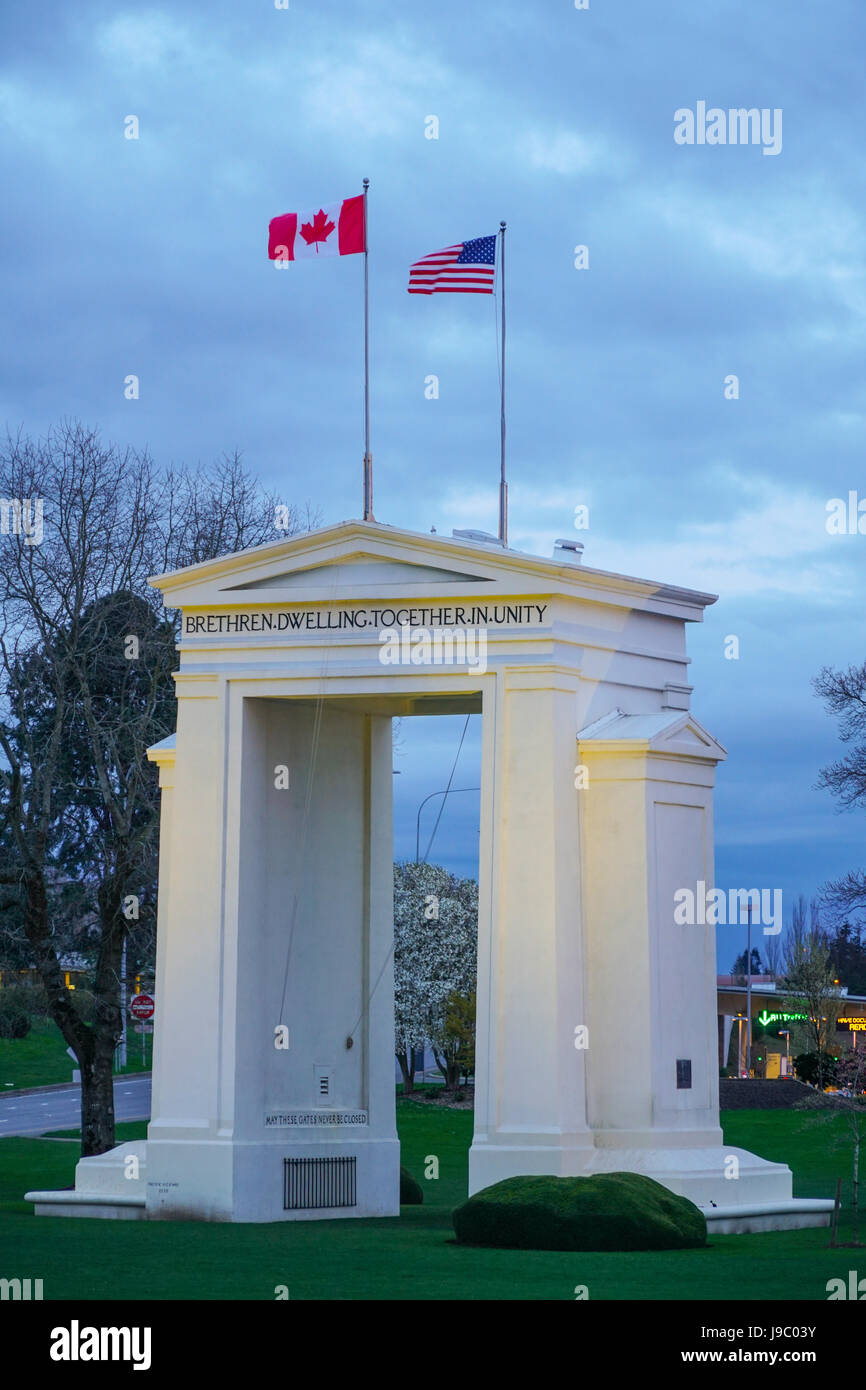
[300,208,336,251]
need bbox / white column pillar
[578,723,724,1149]
[147,740,175,1125]
[470,665,593,1193]
[145,674,234,1218]
[364,714,398,1150]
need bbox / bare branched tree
[763,928,784,981]
[814,663,866,926]
[778,896,841,1089]
[797,1047,866,1247]
[0,420,312,1154]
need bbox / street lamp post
[117,936,127,1072]
[414,787,480,862]
[780,1029,790,1077]
[735,1013,746,1076]
[746,902,753,1077]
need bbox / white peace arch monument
[29,520,832,1232]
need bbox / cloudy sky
[2,1,864,972]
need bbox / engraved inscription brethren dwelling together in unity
[26,520,833,1232]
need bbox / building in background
[717,975,866,1077]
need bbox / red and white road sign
[130,994,155,1021]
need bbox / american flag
[407,235,497,295]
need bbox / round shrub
[0,991,32,1039]
[452,1172,707,1252]
[400,1166,424,1205]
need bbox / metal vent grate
[319,1075,329,1096]
[283,1156,357,1210]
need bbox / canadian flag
[268,195,365,262]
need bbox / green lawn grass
[41,1122,148,1142]
[0,1018,152,1091]
[722,1110,857,1204]
[0,1106,859,1301]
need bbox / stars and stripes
[407,235,497,295]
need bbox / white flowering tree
[394,860,478,1093]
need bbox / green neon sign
[756,1010,808,1028]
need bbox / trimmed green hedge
[452,1172,706,1251]
[399,1166,424,1205]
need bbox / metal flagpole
[746,901,753,1076]
[498,220,507,545]
[363,178,374,521]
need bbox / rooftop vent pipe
[553,538,584,564]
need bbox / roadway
[0,1074,151,1137]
